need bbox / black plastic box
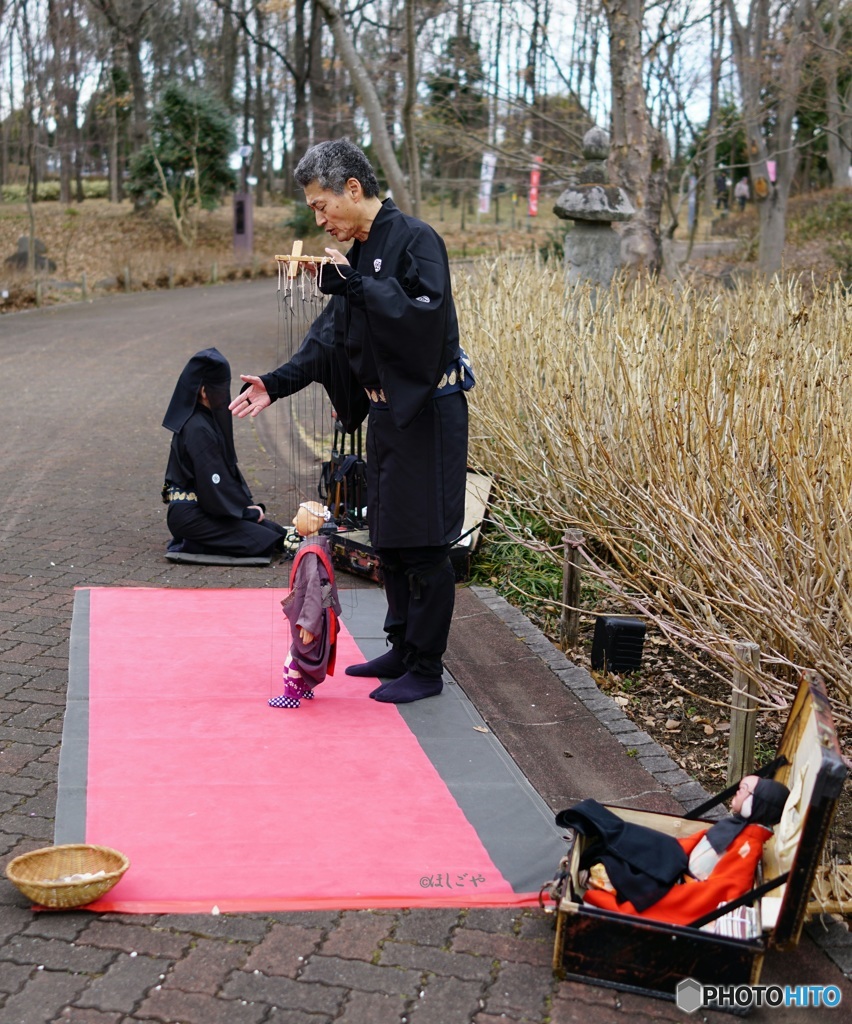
[590,615,646,673]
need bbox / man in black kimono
[163,348,287,558]
[231,139,473,704]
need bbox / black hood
[163,348,238,471]
[163,347,232,433]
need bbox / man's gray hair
[294,139,380,198]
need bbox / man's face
[304,179,366,243]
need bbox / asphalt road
[0,281,849,1024]
[0,280,325,573]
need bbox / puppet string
[276,257,362,632]
[273,281,284,695]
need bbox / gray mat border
[398,678,566,894]
[56,588,90,844]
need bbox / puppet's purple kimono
[274,536,341,707]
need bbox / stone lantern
[553,127,634,285]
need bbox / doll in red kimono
[559,775,790,927]
[268,501,341,709]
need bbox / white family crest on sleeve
[212,473,220,484]
[416,295,431,303]
[373,258,382,273]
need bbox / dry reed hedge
[456,257,852,718]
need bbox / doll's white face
[732,775,759,816]
[293,506,323,537]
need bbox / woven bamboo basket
[5,844,129,909]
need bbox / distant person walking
[735,177,750,212]
[715,172,729,211]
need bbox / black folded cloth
[555,799,689,911]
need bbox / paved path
[0,284,849,1024]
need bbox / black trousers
[375,544,455,678]
[167,502,287,557]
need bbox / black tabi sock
[372,671,443,704]
[345,648,406,678]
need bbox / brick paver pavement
[1,284,849,1023]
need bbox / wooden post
[123,266,131,292]
[560,530,584,650]
[727,641,760,786]
[35,280,42,307]
[210,262,218,284]
[81,272,88,302]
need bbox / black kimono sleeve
[178,417,255,519]
[321,219,457,430]
[259,300,369,434]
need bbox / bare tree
[726,0,812,276]
[251,1,266,205]
[312,0,412,210]
[402,0,421,214]
[1,1,23,192]
[292,0,315,159]
[700,0,726,224]
[565,0,608,126]
[86,0,156,156]
[603,0,670,273]
[210,0,320,186]
[48,0,86,203]
[307,0,334,146]
[15,0,43,265]
[0,34,8,192]
[810,0,852,188]
[218,3,240,107]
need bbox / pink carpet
[77,587,535,912]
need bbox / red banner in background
[528,156,543,216]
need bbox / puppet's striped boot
[268,683,309,709]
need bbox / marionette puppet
[557,774,790,927]
[269,501,341,709]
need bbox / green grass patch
[1,179,111,203]
[471,511,564,620]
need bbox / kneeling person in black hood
[162,347,288,558]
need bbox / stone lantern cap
[553,127,634,223]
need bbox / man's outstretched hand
[229,375,271,418]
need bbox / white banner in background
[478,152,498,214]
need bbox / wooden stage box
[549,670,847,1003]
[330,471,492,584]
